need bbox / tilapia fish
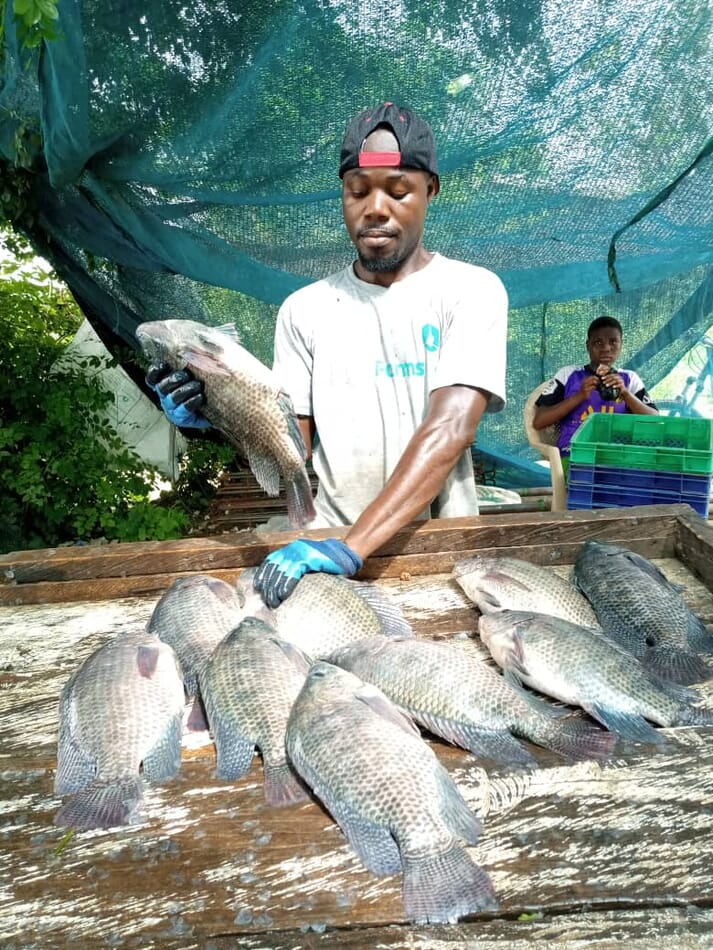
[479,610,713,745]
[286,661,498,923]
[237,569,413,659]
[136,319,315,527]
[453,554,600,627]
[199,616,311,806]
[327,635,615,766]
[573,539,713,684]
[147,574,246,721]
[54,629,185,829]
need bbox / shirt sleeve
[625,370,657,408]
[271,296,314,416]
[535,367,570,407]
[431,265,509,412]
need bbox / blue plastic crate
[567,477,711,517]
[568,464,713,498]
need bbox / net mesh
[2,0,712,485]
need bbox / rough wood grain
[2,515,713,947]
[0,505,697,606]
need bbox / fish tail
[402,842,498,923]
[54,777,143,830]
[263,761,311,807]
[537,718,618,762]
[285,467,316,528]
[643,645,713,686]
[687,617,713,654]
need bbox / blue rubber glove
[253,538,363,608]
[146,362,212,429]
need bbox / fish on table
[479,609,713,745]
[453,554,600,627]
[327,634,616,767]
[199,616,311,807]
[237,568,413,659]
[136,318,315,528]
[147,574,246,727]
[54,628,185,830]
[573,539,713,685]
[286,661,498,924]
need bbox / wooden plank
[0,504,690,585]
[675,507,713,591]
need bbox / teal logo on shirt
[422,324,440,352]
[375,360,425,378]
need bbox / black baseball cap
[338,102,439,179]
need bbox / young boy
[533,315,658,475]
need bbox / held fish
[286,661,498,923]
[453,554,600,627]
[479,610,713,745]
[573,539,713,684]
[136,319,316,527]
[237,568,414,659]
[199,616,311,806]
[327,635,616,766]
[54,628,185,829]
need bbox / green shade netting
[1,0,712,485]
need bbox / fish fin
[436,768,481,844]
[533,718,618,762]
[686,617,713,653]
[54,696,97,794]
[279,391,308,459]
[642,645,713,686]
[354,684,421,738]
[245,446,282,497]
[212,721,256,780]
[212,323,241,343]
[54,777,144,830]
[186,695,209,732]
[142,712,183,783]
[587,702,667,745]
[330,803,402,875]
[345,581,414,638]
[402,843,499,923]
[136,644,160,678]
[446,720,537,767]
[284,466,317,528]
[272,636,314,673]
[263,761,312,807]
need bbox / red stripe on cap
[358,151,402,167]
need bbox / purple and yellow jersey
[535,365,657,456]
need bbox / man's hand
[146,362,211,429]
[253,538,363,608]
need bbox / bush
[0,251,191,552]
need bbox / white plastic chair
[523,381,568,511]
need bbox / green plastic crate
[568,414,713,475]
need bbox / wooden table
[2,505,713,948]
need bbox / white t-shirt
[273,252,508,527]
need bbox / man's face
[341,128,438,279]
[586,326,623,368]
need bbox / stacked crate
[566,414,713,517]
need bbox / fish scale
[286,661,498,924]
[54,628,185,830]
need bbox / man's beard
[357,251,403,273]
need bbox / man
[533,315,657,477]
[150,102,509,606]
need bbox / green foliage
[0,0,61,51]
[0,234,191,552]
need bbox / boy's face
[586,326,622,368]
